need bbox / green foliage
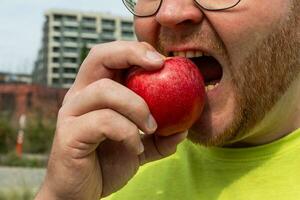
[23,117,55,154]
[0,117,16,153]
[0,152,46,168]
[79,42,90,65]
[0,188,35,200]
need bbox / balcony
[52,21,62,26]
[102,24,115,30]
[122,36,136,41]
[50,63,60,68]
[121,26,133,32]
[64,42,78,48]
[82,21,96,28]
[63,73,77,78]
[87,43,97,49]
[81,32,99,39]
[63,20,79,27]
[63,31,79,37]
[63,63,77,68]
[52,32,62,37]
[101,33,115,40]
[63,52,78,58]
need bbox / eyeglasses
[122,0,241,17]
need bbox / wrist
[35,183,64,200]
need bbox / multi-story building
[0,72,32,84]
[32,9,136,88]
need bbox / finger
[60,78,157,134]
[138,131,188,165]
[57,109,144,158]
[69,41,165,94]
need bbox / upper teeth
[172,50,207,58]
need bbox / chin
[187,86,242,147]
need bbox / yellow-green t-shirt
[104,128,300,200]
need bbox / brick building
[0,84,67,120]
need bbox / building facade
[32,9,136,88]
[0,72,32,84]
[0,84,67,120]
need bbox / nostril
[155,1,204,28]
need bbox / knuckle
[96,78,114,89]
[140,41,153,49]
[97,109,115,132]
[89,44,102,56]
[121,125,139,141]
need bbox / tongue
[190,57,222,83]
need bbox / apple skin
[125,57,206,136]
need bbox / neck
[231,74,300,147]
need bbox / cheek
[207,0,290,64]
[134,18,159,46]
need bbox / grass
[0,187,36,200]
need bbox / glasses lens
[123,0,161,16]
[196,0,240,10]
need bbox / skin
[135,0,300,146]
[35,0,299,199]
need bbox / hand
[35,41,188,200]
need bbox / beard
[157,1,300,146]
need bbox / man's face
[134,0,300,146]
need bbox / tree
[78,42,90,72]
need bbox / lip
[164,46,227,101]
[163,46,227,70]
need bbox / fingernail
[138,142,145,154]
[146,51,164,64]
[147,114,157,133]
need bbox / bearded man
[35,0,300,199]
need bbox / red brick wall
[0,84,67,119]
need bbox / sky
[0,0,131,74]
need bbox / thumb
[139,130,188,165]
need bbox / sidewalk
[0,166,45,191]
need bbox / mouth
[168,50,223,92]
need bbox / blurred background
[0,0,134,199]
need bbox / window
[64,47,77,53]
[64,26,78,32]
[53,26,61,32]
[54,14,63,21]
[53,47,60,52]
[53,36,61,42]
[121,21,133,27]
[63,78,75,84]
[52,68,59,73]
[103,30,114,35]
[52,78,59,84]
[122,31,134,37]
[82,17,96,23]
[102,19,115,30]
[63,68,77,73]
[82,38,98,44]
[52,57,59,63]
[63,57,77,63]
[82,27,96,33]
[64,37,77,42]
[65,15,77,21]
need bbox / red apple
[126,57,205,136]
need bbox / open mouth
[168,50,223,92]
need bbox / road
[0,166,45,191]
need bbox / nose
[155,0,204,28]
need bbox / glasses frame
[122,0,242,17]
